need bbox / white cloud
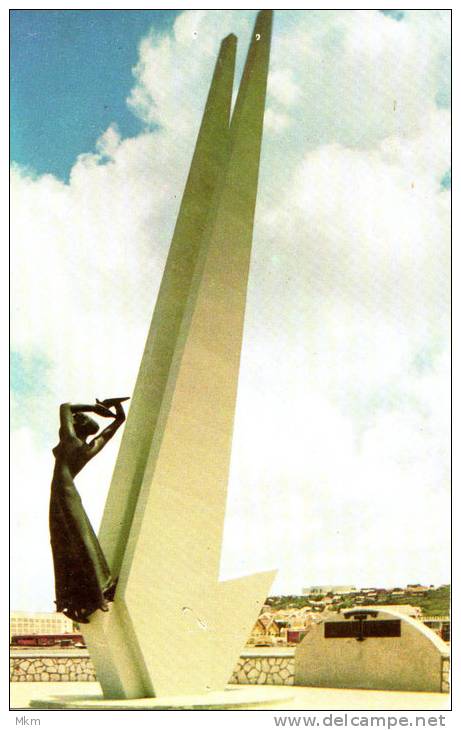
[264,108,291,134]
[268,69,300,107]
[10,425,125,611]
[96,123,122,159]
[10,429,56,611]
[11,9,450,608]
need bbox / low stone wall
[11,655,96,683]
[229,654,295,686]
[441,656,450,693]
[10,649,448,692]
[10,650,295,685]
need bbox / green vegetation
[265,595,313,610]
[373,585,450,616]
[333,597,357,612]
[266,585,450,616]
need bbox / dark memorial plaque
[325,621,359,638]
[364,620,401,638]
[325,619,401,640]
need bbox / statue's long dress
[50,440,116,624]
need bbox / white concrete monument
[80,10,276,700]
[295,607,450,693]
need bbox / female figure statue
[50,397,128,624]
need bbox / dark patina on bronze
[49,397,128,624]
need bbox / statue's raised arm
[49,397,129,624]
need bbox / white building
[10,611,74,637]
[303,585,356,596]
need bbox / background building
[10,611,74,638]
[303,585,356,595]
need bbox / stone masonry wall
[10,652,449,692]
[10,652,294,685]
[229,655,294,686]
[441,656,450,693]
[11,655,96,682]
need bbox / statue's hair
[74,412,99,437]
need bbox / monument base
[30,685,294,710]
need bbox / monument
[295,607,450,693]
[45,10,278,706]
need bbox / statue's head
[73,412,99,439]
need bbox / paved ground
[10,682,451,711]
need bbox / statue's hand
[96,397,130,408]
[93,403,116,418]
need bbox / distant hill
[266,595,320,611]
[265,585,450,616]
[373,585,450,616]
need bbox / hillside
[266,585,450,616]
[374,585,450,616]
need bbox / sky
[10,10,180,179]
[10,9,451,612]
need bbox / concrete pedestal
[30,686,294,710]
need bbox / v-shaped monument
[82,9,276,700]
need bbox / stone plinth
[295,608,450,693]
[30,686,294,710]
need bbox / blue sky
[10,10,181,180]
[11,9,450,187]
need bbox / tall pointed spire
[82,11,275,700]
[98,34,237,576]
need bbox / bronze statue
[50,397,128,624]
